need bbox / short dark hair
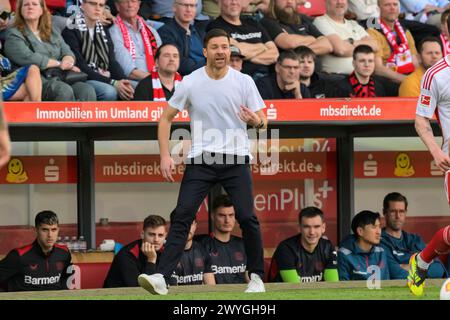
[143,215,166,230]
[383,192,408,214]
[298,206,324,225]
[204,28,230,48]
[353,44,374,60]
[35,210,59,228]
[417,36,443,54]
[351,210,380,235]
[277,50,299,64]
[212,194,233,212]
[295,45,316,62]
[155,43,179,60]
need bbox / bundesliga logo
[420,95,431,107]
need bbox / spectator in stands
[167,220,216,286]
[313,0,378,75]
[109,0,162,86]
[139,0,209,23]
[348,0,379,22]
[367,0,419,84]
[0,211,72,292]
[203,0,269,19]
[335,45,386,97]
[268,207,338,283]
[0,53,42,101]
[400,0,450,27]
[229,44,244,71]
[399,36,442,97]
[134,44,181,101]
[338,210,392,280]
[297,46,336,98]
[439,9,450,55]
[0,0,13,42]
[5,0,96,101]
[198,194,248,284]
[260,0,332,56]
[206,0,279,79]
[158,0,206,76]
[62,0,135,101]
[256,50,310,99]
[103,214,167,288]
[380,192,447,279]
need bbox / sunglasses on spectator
[0,11,11,20]
[85,1,106,8]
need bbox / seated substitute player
[380,192,447,279]
[197,194,248,284]
[0,210,72,292]
[168,220,216,286]
[268,206,338,283]
[338,210,392,280]
[103,215,167,288]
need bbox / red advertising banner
[0,156,77,184]
[1,151,444,184]
[354,151,443,178]
[3,98,421,123]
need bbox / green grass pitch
[0,279,445,300]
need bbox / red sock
[420,226,450,263]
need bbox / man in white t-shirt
[313,0,378,74]
[138,28,267,295]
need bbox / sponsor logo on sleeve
[420,94,431,107]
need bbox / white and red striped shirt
[417,55,450,153]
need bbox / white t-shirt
[416,55,450,153]
[169,66,266,158]
[313,14,369,74]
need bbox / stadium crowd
[0,0,449,101]
[1,0,450,292]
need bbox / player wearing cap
[268,207,338,283]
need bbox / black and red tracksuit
[103,239,160,288]
[0,240,72,292]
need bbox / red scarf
[348,72,376,97]
[115,15,158,72]
[379,19,415,74]
[151,68,182,101]
[441,33,450,56]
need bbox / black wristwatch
[254,119,264,130]
[348,38,354,45]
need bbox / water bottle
[71,236,79,252]
[64,236,71,250]
[79,236,87,253]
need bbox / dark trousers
[157,155,265,280]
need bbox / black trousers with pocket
[157,154,265,281]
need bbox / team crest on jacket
[234,252,244,262]
[29,264,38,271]
[195,258,204,268]
[56,261,65,271]
[315,261,324,271]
